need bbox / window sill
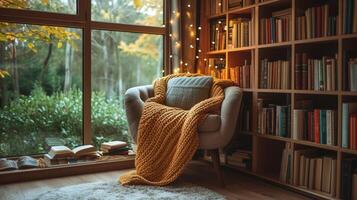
[0,155,135,184]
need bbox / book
[342,103,357,149]
[210,18,227,51]
[0,156,40,171]
[228,18,252,49]
[296,3,337,39]
[47,145,97,159]
[100,141,127,150]
[295,54,337,91]
[207,58,227,79]
[321,156,332,193]
[260,9,291,44]
[314,157,323,191]
[229,60,251,88]
[259,58,290,89]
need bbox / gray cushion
[166,76,213,110]
[198,114,221,132]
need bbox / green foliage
[0,85,129,157]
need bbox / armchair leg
[208,149,225,187]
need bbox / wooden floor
[0,161,310,200]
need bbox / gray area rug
[28,181,226,200]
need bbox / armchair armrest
[124,85,153,142]
[198,86,243,149]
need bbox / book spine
[314,109,320,143]
[320,110,327,144]
[342,103,350,148]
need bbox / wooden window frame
[0,0,170,182]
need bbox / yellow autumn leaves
[0,70,10,79]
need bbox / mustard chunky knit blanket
[119,74,234,186]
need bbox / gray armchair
[124,84,243,186]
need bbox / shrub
[0,85,129,156]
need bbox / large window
[91,31,163,147]
[0,0,77,14]
[0,0,166,157]
[91,0,164,27]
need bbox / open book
[0,156,39,171]
[46,145,97,159]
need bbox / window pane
[0,23,83,156]
[91,30,163,147]
[0,0,76,14]
[91,0,163,27]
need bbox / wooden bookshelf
[201,0,357,199]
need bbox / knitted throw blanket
[119,74,234,186]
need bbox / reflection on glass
[91,0,163,27]
[91,30,163,147]
[0,0,77,14]
[0,23,83,156]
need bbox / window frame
[0,0,170,153]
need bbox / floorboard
[0,161,310,200]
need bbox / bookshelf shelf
[207,50,227,55]
[341,148,357,155]
[228,46,256,52]
[228,4,255,14]
[292,139,339,152]
[201,0,357,199]
[294,36,340,45]
[257,41,292,49]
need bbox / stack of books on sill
[292,107,336,145]
[259,9,291,44]
[342,103,357,150]
[226,149,252,169]
[341,158,357,200]
[208,58,227,79]
[259,59,290,89]
[210,0,227,15]
[210,19,227,51]
[295,53,337,91]
[342,53,357,92]
[44,145,99,166]
[228,18,253,49]
[342,0,357,34]
[292,150,337,197]
[100,141,130,155]
[296,4,337,40]
[257,99,291,138]
[228,0,254,10]
[229,60,251,88]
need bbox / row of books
[295,53,337,91]
[208,58,227,79]
[293,150,336,196]
[226,149,252,169]
[341,158,357,200]
[259,9,291,44]
[342,103,357,150]
[259,59,290,89]
[210,0,227,16]
[342,53,357,91]
[292,109,336,146]
[228,0,254,9]
[343,0,357,34]
[210,19,227,51]
[229,60,251,88]
[228,18,253,49]
[296,4,337,40]
[257,100,291,137]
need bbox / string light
[170,3,204,73]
